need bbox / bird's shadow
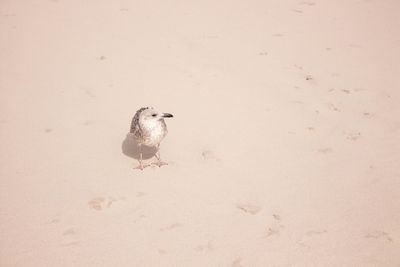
[122,133,157,160]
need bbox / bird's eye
[152,114,157,117]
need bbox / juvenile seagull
[130,107,173,170]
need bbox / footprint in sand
[194,241,213,252]
[231,258,244,267]
[327,103,340,112]
[346,132,361,141]
[273,214,281,221]
[61,228,79,247]
[83,120,92,126]
[136,192,146,197]
[202,150,220,161]
[318,147,333,154]
[88,197,126,211]
[299,1,316,6]
[306,230,327,236]
[160,223,183,231]
[88,197,105,210]
[51,218,60,224]
[264,214,284,238]
[63,228,75,236]
[294,64,303,70]
[265,227,280,237]
[158,249,167,254]
[236,203,262,215]
[365,231,393,242]
[83,88,95,98]
[363,112,372,117]
[202,150,214,159]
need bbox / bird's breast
[142,121,167,147]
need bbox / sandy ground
[1,0,400,266]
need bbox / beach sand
[1,0,400,266]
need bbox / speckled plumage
[130,107,168,146]
[130,107,173,170]
[130,107,148,135]
[130,107,149,143]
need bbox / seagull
[130,107,173,170]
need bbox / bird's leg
[134,144,150,170]
[152,144,168,167]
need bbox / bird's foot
[152,161,168,167]
[134,163,150,170]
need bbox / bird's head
[140,107,173,122]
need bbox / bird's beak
[162,113,173,118]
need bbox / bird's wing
[130,108,146,133]
[130,107,150,142]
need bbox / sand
[1,0,400,266]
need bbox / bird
[130,107,173,170]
